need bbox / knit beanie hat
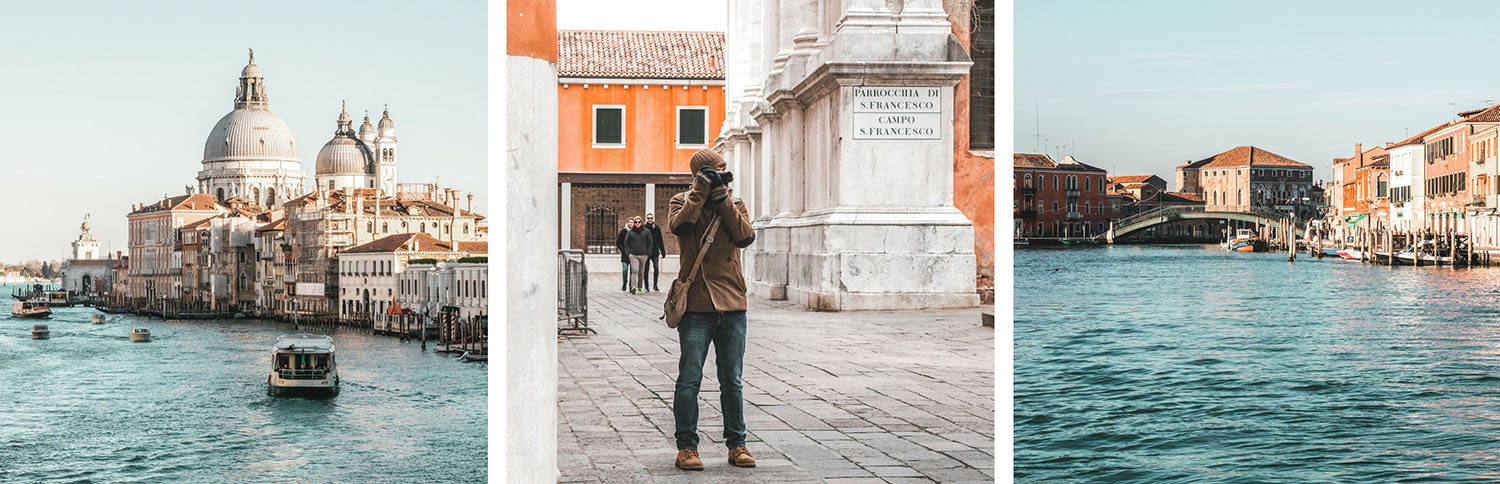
[689,149,724,174]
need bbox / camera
[698,165,734,187]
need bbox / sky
[1016,0,1500,188]
[558,0,726,30]
[0,0,485,262]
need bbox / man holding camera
[669,149,757,471]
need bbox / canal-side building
[397,260,489,322]
[1467,124,1500,248]
[554,29,726,273]
[126,193,229,301]
[1388,122,1447,232]
[1108,175,1167,201]
[336,232,486,327]
[1187,146,1314,218]
[1013,153,1110,238]
[282,185,485,317]
[1420,106,1500,235]
[62,217,120,298]
[1338,144,1389,228]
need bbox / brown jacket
[669,188,755,312]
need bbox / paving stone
[557,283,993,483]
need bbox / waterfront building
[554,29,726,273]
[722,0,993,310]
[1336,144,1389,228]
[126,194,229,301]
[1387,123,1447,232]
[396,260,489,323]
[1108,175,1167,200]
[337,232,485,327]
[61,217,119,298]
[1013,153,1110,238]
[1421,106,1500,235]
[1467,125,1500,248]
[282,185,485,316]
[198,51,305,208]
[315,102,400,193]
[253,216,290,314]
[1186,146,1314,219]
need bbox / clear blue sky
[0,0,485,262]
[1017,0,1500,188]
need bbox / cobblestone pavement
[557,277,995,483]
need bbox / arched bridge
[1105,206,1305,243]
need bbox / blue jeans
[620,260,631,289]
[674,311,747,450]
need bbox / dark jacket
[668,188,755,313]
[615,226,630,262]
[645,222,666,258]
[623,226,654,256]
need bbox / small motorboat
[1395,241,1452,266]
[1227,229,1266,253]
[1337,249,1364,260]
[31,324,49,339]
[12,300,51,319]
[91,314,106,325]
[268,334,340,397]
[129,328,151,342]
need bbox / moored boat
[1227,229,1266,252]
[12,301,52,319]
[31,324,49,339]
[91,314,106,325]
[268,334,339,397]
[129,328,151,342]
[45,291,71,307]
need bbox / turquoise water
[0,288,486,483]
[1016,245,1500,483]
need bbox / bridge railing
[1111,205,1297,232]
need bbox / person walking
[615,220,632,291]
[668,149,756,471]
[644,213,666,291]
[624,216,654,294]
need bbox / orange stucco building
[556,30,726,258]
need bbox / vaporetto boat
[268,334,340,397]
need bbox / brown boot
[675,448,704,470]
[728,446,756,467]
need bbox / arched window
[445,224,450,234]
[253,187,260,204]
[368,221,374,233]
[420,222,426,232]
[267,188,276,206]
[382,222,389,233]
[216,188,225,201]
[463,224,469,234]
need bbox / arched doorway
[81,274,92,295]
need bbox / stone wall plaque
[852,86,942,140]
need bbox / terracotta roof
[1013,153,1054,168]
[558,30,725,80]
[1389,122,1453,147]
[1462,104,1500,123]
[256,217,286,233]
[1193,146,1309,168]
[1163,191,1204,203]
[1108,175,1158,184]
[341,233,483,255]
[130,193,224,215]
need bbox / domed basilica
[197,50,401,208]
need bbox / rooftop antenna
[1034,99,1045,153]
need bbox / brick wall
[565,183,690,255]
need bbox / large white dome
[202,109,299,163]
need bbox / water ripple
[1017,246,1500,483]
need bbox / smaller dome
[359,114,375,137]
[378,108,395,130]
[316,135,375,176]
[241,62,262,78]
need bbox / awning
[1345,213,1368,227]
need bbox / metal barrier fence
[557,249,593,335]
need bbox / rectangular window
[593,105,625,146]
[676,106,708,146]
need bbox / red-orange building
[555,30,725,256]
[1013,153,1110,238]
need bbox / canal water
[1017,245,1500,483]
[0,288,486,483]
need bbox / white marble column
[559,182,571,250]
[644,183,656,218]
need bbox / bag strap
[679,212,722,287]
